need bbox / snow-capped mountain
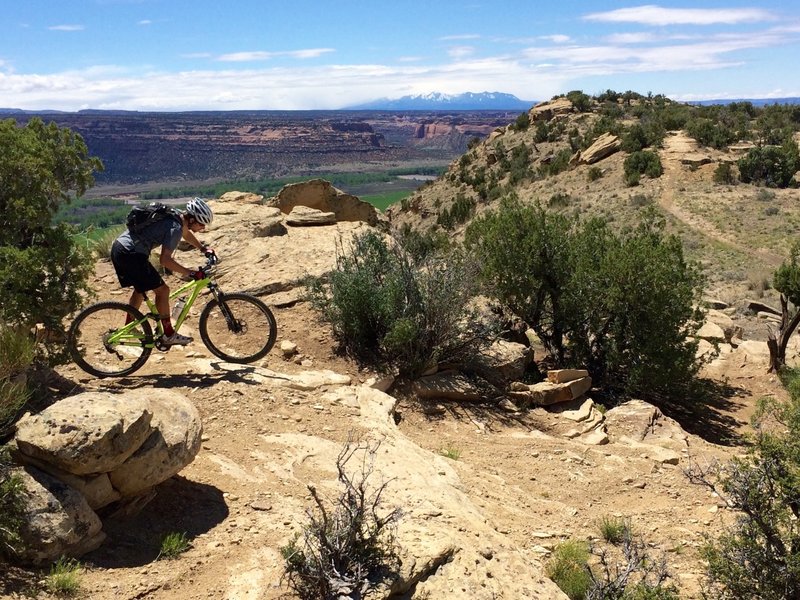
[347,91,535,110]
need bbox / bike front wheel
[67,301,153,377]
[199,293,277,363]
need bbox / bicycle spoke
[68,302,153,377]
[199,293,276,363]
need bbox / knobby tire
[67,301,153,377]
[198,293,277,363]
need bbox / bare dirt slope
[6,206,794,600]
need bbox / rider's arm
[159,245,193,278]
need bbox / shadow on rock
[658,377,750,447]
[85,476,228,568]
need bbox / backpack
[126,202,180,233]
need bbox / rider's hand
[201,244,218,263]
[189,269,206,280]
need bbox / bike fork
[213,290,242,333]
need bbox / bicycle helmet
[186,197,214,225]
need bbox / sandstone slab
[14,394,153,476]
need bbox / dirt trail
[657,133,784,267]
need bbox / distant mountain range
[345,92,536,111]
[2,94,799,116]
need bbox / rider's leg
[124,290,146,324]
[152,283,174,336]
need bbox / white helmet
[186,197,213,225]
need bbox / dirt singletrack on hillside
[657,132,784,268]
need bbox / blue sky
[2,1,799,111]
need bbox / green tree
[466,200,704,401]
[0,118,102,362]
[465,196,575,363]
[768,240,800,371]
[566,90,592,112]
[567,212,704,397]
[738,140,799,188]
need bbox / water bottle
[171,296,187,321]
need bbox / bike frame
[103,272,216,350]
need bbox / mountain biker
[110,197,215,346]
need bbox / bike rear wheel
[199,293,277,363]
[67,301,153,377]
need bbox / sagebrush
[281,435,401,599]
[306,229,495,377]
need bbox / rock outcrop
[573,132,621,165]
[269,178,386,228]
[11,390,202,563]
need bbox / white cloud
[217,48,334,62]
[0,57,563,111]
[603,32,658,44]
[447,46,475,59]
[539,34,571,44]
[584,5,777,26]
[439,34,480,41]
[137,20,152,26]
[48,24,85,31]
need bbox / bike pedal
[155,340,171,352]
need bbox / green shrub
[466,200,704,401]
[629,194,652,208]
[395,224,449,262]
[0,446,25,559]
[437,193,476,230]
[598,516,629,544]
[546,530,679,600]
[0,325,35,441]
[623,151,663,187]
[621,124,649,153]
[587,166,603,182]
[713,162,737,185]
[546,540,592,600]
[738,140,799,188]
[513,112,530,131]
[714,162,738,185]
[306,230,491,378]
[691,367,800,599]
[548,193,573,208]
[91,225,126,259]
[282,436,401,600]
[540,148,574,178]
[157,532,191,560]
[686,118,737,149]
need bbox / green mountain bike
[67,256,277,377]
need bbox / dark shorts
[110,241,164,293]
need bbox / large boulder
[14,466,106,565]
[11,389,202,560]
[529,98,573,122]
[108,394,203,496]
[575,132,621,165]
[14,394,154,475]
[269,179,386,227]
